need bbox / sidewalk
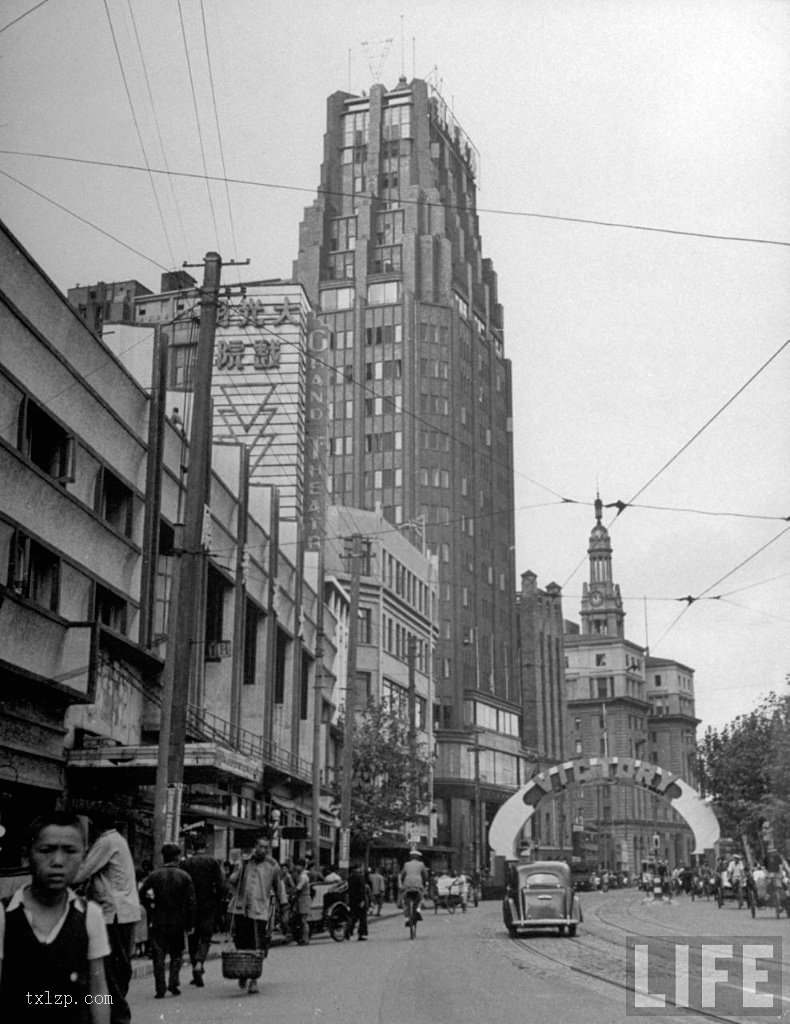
[130,901,404,980]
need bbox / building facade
[564,498,698,872]
[2,221,339,881]
[292,77,522,865]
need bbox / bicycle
[404,890,420,939]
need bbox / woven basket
[221,949,263,980]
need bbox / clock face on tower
[589,590,604,607]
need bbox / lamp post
[466,727,482,878]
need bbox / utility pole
[229,445,250,744]
[407,634,417,812]
[153,252,222,860]
[311,548,326,864]
[339,534,363,872]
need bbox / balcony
[186,704,312,784]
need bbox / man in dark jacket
[345,862,370,941]
[183,836,224,987]
[139,844,196,999]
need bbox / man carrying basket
[226,835,288,994]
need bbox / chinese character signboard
[211,286,307,523]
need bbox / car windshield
[524,873,563,888]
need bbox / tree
[695,688,790,856]
[335,697,431,860]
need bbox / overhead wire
[0,0,51,35]
[125,0,190,258]
[2,149,790,249]
[176,0,221,252]
[0,167,168,270]
[199,0,240,270]
[101,0,176,269]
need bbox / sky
[1,0,788,733]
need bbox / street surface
[127,890,790,1024]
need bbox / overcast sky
[1,0,788,733]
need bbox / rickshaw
[283,881,350,941]
[432,873,467,913]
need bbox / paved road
[125,891,789,1024]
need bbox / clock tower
[581,496,625,637]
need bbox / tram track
[502,891,787,1024]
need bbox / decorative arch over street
[488,756,719,861]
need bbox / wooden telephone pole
[152,252,255,860]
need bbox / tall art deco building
[294,77,523,863]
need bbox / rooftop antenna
[361,37,393,84]
[643,596,650,656]
[400,15,404,78]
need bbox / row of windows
[7,389,137,542]
[363,467,403,489]
[364,431,403,452]
[382,679,426,731]
[382,550,431,614]
[364,395,402,416]
[2,522,129,632]
[464,700,520,738]
[382,616,429,672]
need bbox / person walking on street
[345,862,370,941]
[73,814,140,1024]
[139,844,196,999]
[227,835,288,994]
[369,867,385,916]
[0,812,111,1024]
[292,859,312,945]
[182,836,224,987]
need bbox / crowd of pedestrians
[0,812,483,1019]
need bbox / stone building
[563,498,697,872]
[292,76,524,866]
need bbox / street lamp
[466,726,482,878]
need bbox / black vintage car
[503,860,583,938]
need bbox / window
[17,397,75,482]
[358,607,372,644]
[595,653,606,667]
[274,629,289,704]
[169,344,195,388]
[204,567,226,656]
[8,533,60,612]
[654,675,662,686]
[96,467,134,537]
[94,583,127,633]
[367,281,401,305]
[243,601,259,686]
[320,287,354,311]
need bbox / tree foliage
[335,698,431,851]
[695,688,790,854]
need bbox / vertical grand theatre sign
[304,313,331,552]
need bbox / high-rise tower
[294,77,521,863]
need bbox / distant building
[564,498,698,871]
[323,504,438,851]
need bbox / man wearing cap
[727,853,746,902]
[399,850,429,925]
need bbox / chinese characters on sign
[213,294,296,371]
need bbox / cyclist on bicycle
[399,849,429,925]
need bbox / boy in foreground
[0,812,111,1023]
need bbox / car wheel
[559,925,566,936]
[508,924,517,938]
[568,924,577,938]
